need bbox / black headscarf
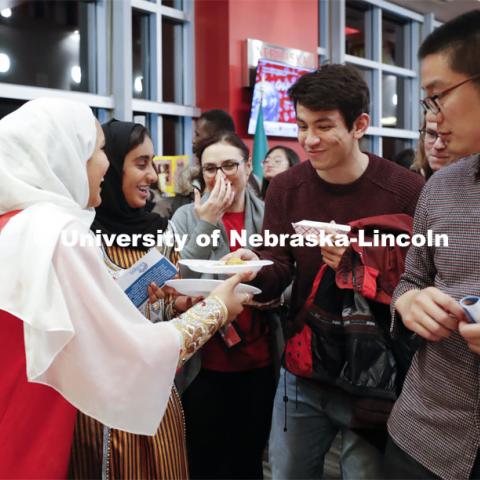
[92,119,168,248]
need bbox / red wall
[195,0,318,159]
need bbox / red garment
[336,214,414,304]
[253,154,424,333]
[201,211,271,372]
[285,213,414,380]
[0,211,76,479]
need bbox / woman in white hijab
[0,98,252,478]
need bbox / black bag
[285,265,399,429]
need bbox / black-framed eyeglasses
[201,161,241,176]
[420,73,480,114]
[419,128,439,143]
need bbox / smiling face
[421,52,480,158]
[296,103,369,177]
[263,148,290,180]
[86,120,109,208]
[121,135,157,208]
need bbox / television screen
[247,58,313,138]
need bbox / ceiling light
[71,65,81,84]
[134,76,143,93]
[0,53,10,73]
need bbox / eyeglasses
[262,158,287,167]
[420,73,480,114]
[201,161,241,177]
[419,128,439,143]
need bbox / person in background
[392,148,415,170]
[0,98,252,478]
[411,118,459,179]
[261,146,300,199]
[172,131,278,480]
[170,164,202,216]
[193,109,236,151]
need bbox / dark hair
[199,109,235,133]
[288,64,370,131]
[195,130,249,163]
[261,146,300,199]
[194,130,249,192]
[419,10,480,82]
[128,124,150,152]
[265,145,300,168]
[392,148,415,170]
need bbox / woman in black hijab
[91,119,168,247]
[70,120,188,479]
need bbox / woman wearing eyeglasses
[261,146,300,199]
[412,118,459,179]
[172,131,277,480]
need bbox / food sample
[223,258,246,265]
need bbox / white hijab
[0,98,180,435]
[0,97,96,338]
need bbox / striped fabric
[69,244,188,479]
[389,155,480,480]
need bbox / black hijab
[92,119,168,247]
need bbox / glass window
[345,1,369,59]
[0,0,96,92]
[163,115,184,155]
[162,0,183,9]
[162,18,183,103]
[132,9,151,100]
[382,74,406,129]
[382,13,407,67]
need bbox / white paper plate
[165,279,261,297]
[292,220,351,236]
[178,259,273,275]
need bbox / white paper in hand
[116,249,177,308]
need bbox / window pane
[132,10,151,99]
[163,116,184,155]
[163,0,184,9]
[0,0,96,92]
[345,1,369,59]
[382,13,407,67]
[162,18,183,103]
[382,74,406,129]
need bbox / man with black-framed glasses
[420,73,480,116]
[386,9,480,480]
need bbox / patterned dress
[69,243,188,479]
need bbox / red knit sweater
[253,153,425,333]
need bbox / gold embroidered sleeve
[170,295,228,368]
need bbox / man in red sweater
[229,64,424,479]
